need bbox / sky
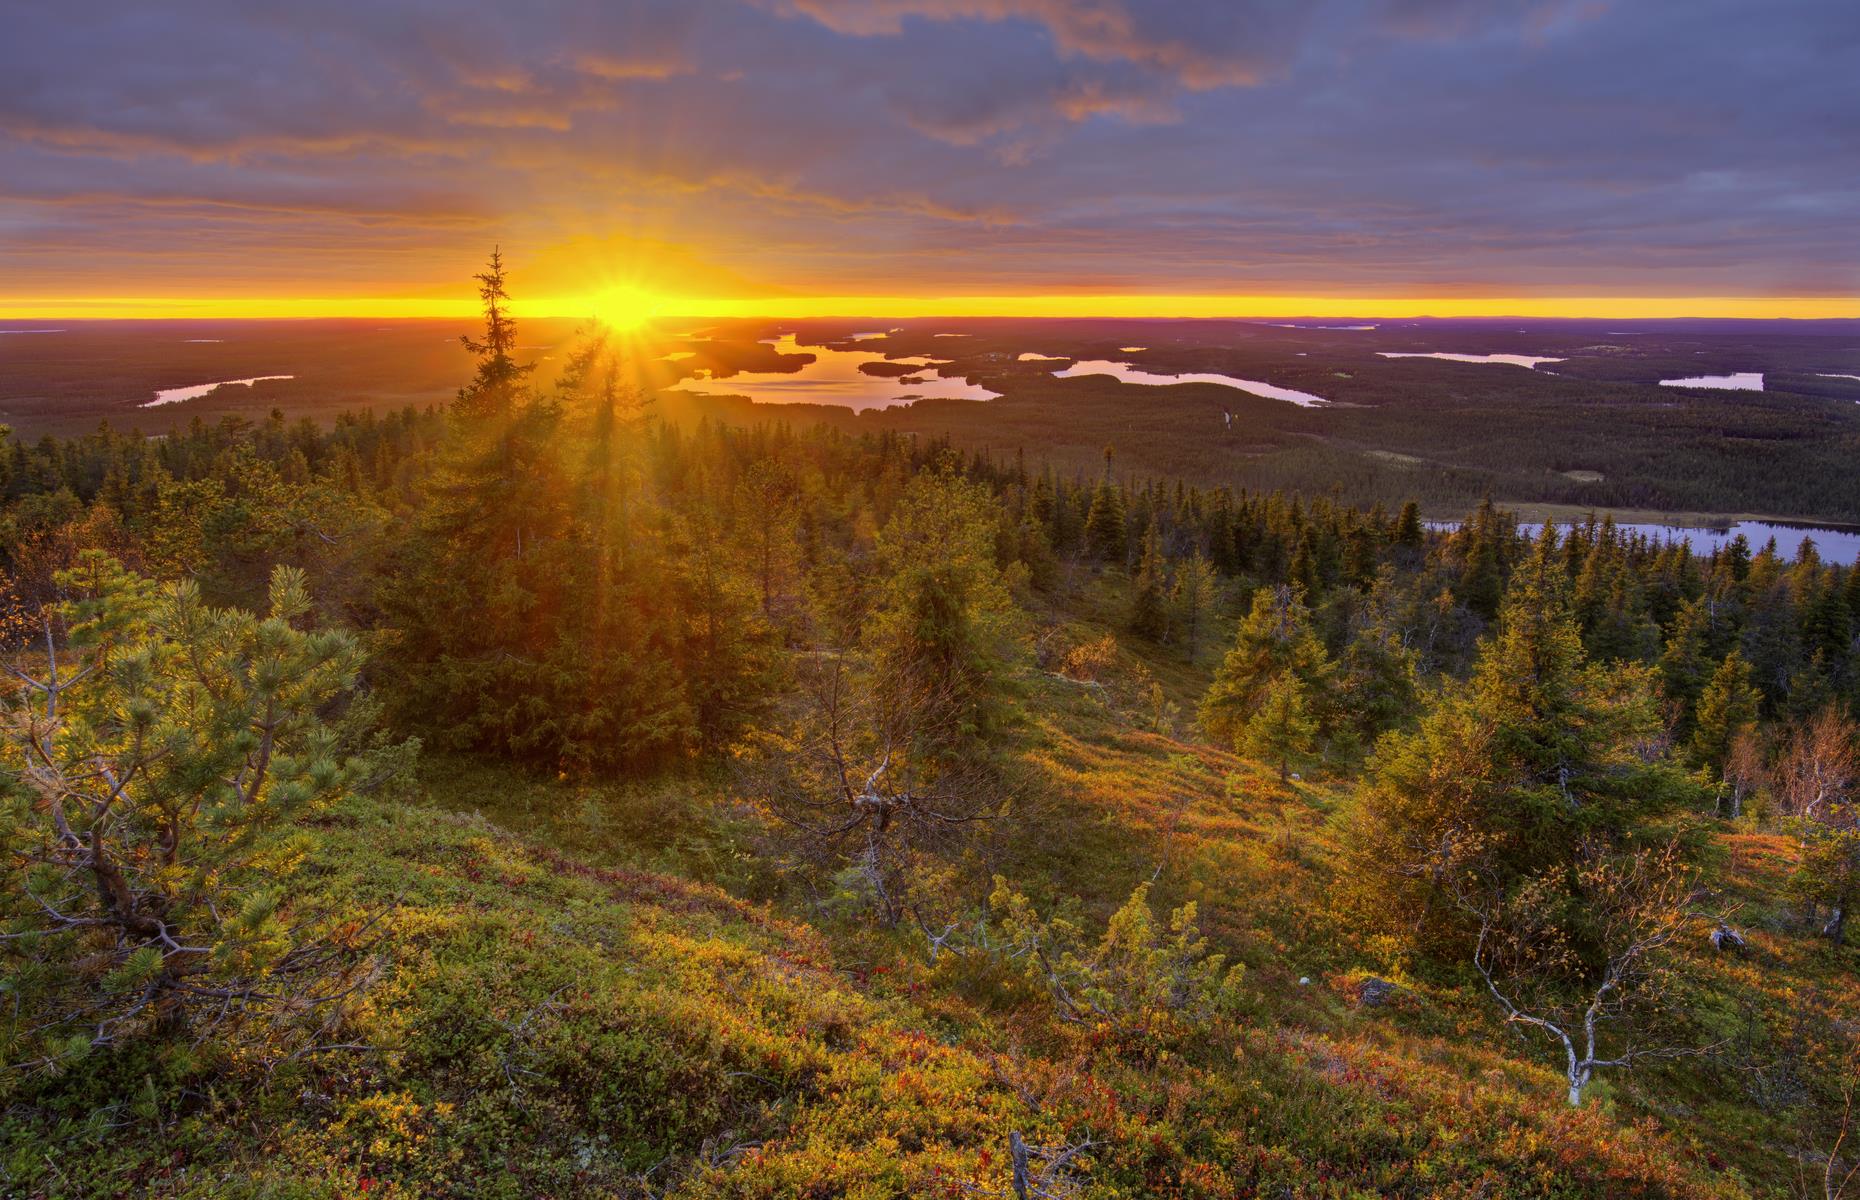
[1,0,1857,319]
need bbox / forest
[3,259,1859,1198]
[7,315,1860,527]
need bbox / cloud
[0,0,1855,304]
[772,0,1310,88]
[1369,0,1613,40]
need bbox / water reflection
[145,375,295,407]
[666,334,998,411]
[1379,352,1562,369]
[1659,372,1763,391]
[1044,358,1328,407]
[1434,518,1860,561]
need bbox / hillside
[10,626,1838,1197]
[4,770,1752,1199]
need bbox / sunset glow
[3,3,1854,319]
[3,292,1854,323]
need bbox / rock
[1709,924,1749,954]
[1356,976,1407,1007]
[1297,976,1311,986]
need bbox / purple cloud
[0,0,1854,302]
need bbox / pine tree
[1691,650,1762,779]
[1085,478,1128,565]
[1243,672,1318,782]
[1199,585,1333,748]
[1659,595,1715,732]
[1128,521,1170,639]
[1347,574,1690,947]
[1171,553,1220,660]
[0,553,411,1067]
[1393,500,1424,551]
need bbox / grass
[5,779,1749,1198]
[6,585,1848,1197]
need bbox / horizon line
[2,292,1857,322]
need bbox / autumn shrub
[987,876,1244,1046]
[0,553,413,1079]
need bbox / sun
[584,285,662,331]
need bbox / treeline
[2,341,1856,774]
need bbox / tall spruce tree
[1691,650,1762,781]
[1199,585,1334,749]
[868,461,1019,750]
[1243,672,1318,783]
[1347,573,1691,947]
[1172,553,1220,660]
[1129,520,1170,640]
[1083,445,1128,565]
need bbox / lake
[145,375,295,407]
[1659,372,1763,391]
[1041,357,1328,407]
[666,334,999,411]
[1378,352,1563,369]
[1434,518,1860,562]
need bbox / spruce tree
[1347,574,1689,946]
[1128,521,1170,639]
[1085,478,1128,565]
[1337,573,1421,740]
[1658,595,1715,732]
[869,461,1019,749]
[1172,553,1220,660]
[1454,499,1505,620]
[1805,574,1853,667]
[1199,585,1334,748]
[1691,650,1761,779]
[1393,500,1424,551]
[1243,672,1318,782]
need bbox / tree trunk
[91,831,162,939]
[1824,904,1847,946]
[1566,1046,1591,1107]
[1009,1131,1031,1200]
